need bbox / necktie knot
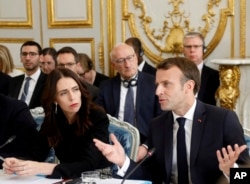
[26,76,31,82]
[177,117,186,127]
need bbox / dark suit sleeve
[223,110,250,164]
[0,96,49,167]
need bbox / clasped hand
[2,157,40,176]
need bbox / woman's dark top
[49,108,111,179]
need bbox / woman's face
[55,77,82,119]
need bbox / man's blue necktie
[177,117,189,184]
[124,85,135,125]
[20,77,31,102]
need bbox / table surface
[0,170,152,184]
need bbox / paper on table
[97,178,152,184]
[0,170,62,184]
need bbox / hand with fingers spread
[93,133,126,167]
[216,144,247,176]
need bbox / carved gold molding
[49,38,95,61]
[216,65,240,110]
[240,0,246,58]
[47,0,93,28]
[98,0,104,73]
[107,0,117,77]
[0,38,33,43]
[123,0,234,64]
[0,0,32,28]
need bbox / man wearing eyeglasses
[183,32,220,106]
[56,46,99,102]
[96,43,162,147]
[8,41,47,109]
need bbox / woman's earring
[55,103,57,114]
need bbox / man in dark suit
[0,94,49,168]
[56,46,99,102]
[0,72,11,95]
[183,32,220,106]
[125,37,156,76]
[94,57,250,184]
[8,41,47,109]
[97,43,161,144]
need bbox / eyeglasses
[79,70,90,77]
[21,52,39,57]
[183,45,203,49]
[57,62,76,68]
[115,54,135,64]
[40,61,55,66]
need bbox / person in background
[183,32,220,106]
[0,94,49,168]
[8,41,47,109]
[97,43,161,144]
[0,44,24,77]
[125,37,156,76]
[94,57,250,184]
[56,46,99,102]
[40,47,57,74]
[78,53,109,87]
[3,68,111,179]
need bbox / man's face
[21,46,41,72]
[183,36,204,65]
[155,67,188,113]
[57,53,78,74]
[111,44,138,80]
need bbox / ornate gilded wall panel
[49,38,95,63]
[0,38,34,68]
[47,0,92,28]
[122,0,234,64]
[0,0,32,28]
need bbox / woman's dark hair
[42,47,57,65]
[40,67,98,146]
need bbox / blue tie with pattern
[20,77,31,102]
[124,85,135,125]
[176,117,189,184]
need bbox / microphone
[121,147,155,184]
[0,135,16,149]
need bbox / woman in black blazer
[3,68,111,179]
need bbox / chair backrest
[30,107,45,131]
[243,128,250,155]
[107,114,140,161]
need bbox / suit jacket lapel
[190,100,206,166]
[164,112,174,179]
[112,75,121,117]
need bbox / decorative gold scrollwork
[124,0,234,63]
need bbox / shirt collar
[138,60,146,72]
[172,99,197,122]
[197,62,203,74]
[25,68,41,81]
